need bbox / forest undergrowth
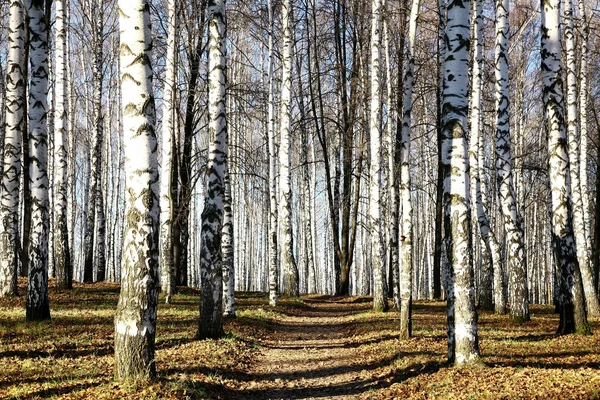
[0,279,599,399]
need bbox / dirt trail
[240,296,395,400]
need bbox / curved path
[239,296,397,399]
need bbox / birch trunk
[222,161,235,317]
[540,0,591,335]
[564,0,600,317]
[267,0,278,306]
[197,0,227,339]
[384,18,400,309]
[25,0,51,321]
[494,0,528,322]
[469,0,501,312]
[279,0,300,297]
[114,0,160,381]
[399,0,421,339]
[442,0,480,365]
[370,0,388,312]
[54,0,72,290]
[160,0,177,303]
[83,0,104,283]
[0,0,26,297]
[578,0,593,296]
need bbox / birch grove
[1,0,600,380]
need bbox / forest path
[240,296,397,399]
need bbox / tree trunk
[25,0,51,322]
[53,0,72,290]
[469,0,500,312]
[114,0,160,381]
[494,0,529,323]
[441,0,480,365]
[370,0,388,312]
[399,0,420,339]
[197,0,227,339]
[279,0,299,297]
[0,0,26,297]
[564,0,600,317]
[540,0,591,336]
[267,0,278,306]
[160,0,177,303]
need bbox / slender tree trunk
[540,0,591,336]
[399,0,420,339]
[267,0,278,306]
[25,0,51,322]
[160,0,177,303]
[279,0,299,297]
[469,0,500,312]
[442,0,480,365]
[53,0,72,290]
[0,0,26,297]
[432,0,447,300]
[564,0,600,317]
[384,16,400,309]
[83,0,104,283]
[578,0,594,296]
[114,0,160,381]
[494,0,528,323]
[197,0,227,339]
[222,161,235,317]
[369,0,388,312]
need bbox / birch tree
[0,0,26,297]
[578,0,594,304]
[494,0,529,323]
[267,0,278,306]
[197,0,227,339]
[25,0,51,321]
[160,0,177,303]
[441,0,480,364]
[54,0,72,290]
[564,0,600,317]
[370,0,388,312]
[83,0,105,283]
[114,0,160,381]
[399,0,421,339]
[469,0,499,312]
[222,163,235,317]
[279,0,300,297]
[540,0,591,336]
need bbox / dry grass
[1,279,599,399]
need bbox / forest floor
[1,280,600,399]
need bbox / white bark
[198,0,227,339]
[279,0,299,297]
[159,0,177,303]
[384,19,400,309]
[564,0,600,316]
[442,0,480,365]
[267,0,278,306]
[541,0,590,335]
[578,0,592,291]
[53,0,72,290]
[114,0,160,381]
[399,0,421,339]
[25,0,51,321]
[370,0,388,312]
[494,0,528,322]
[469,0,502,313]
[222,162,236,317]
[0,0,26,297]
